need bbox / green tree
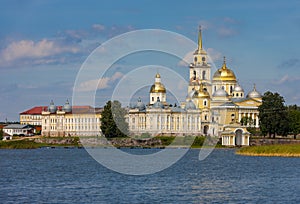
[287,105,300,139]
[100,100,129,138]
[240,116,254,127]
[0,129,3,140]
[258,91,288,138]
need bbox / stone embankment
[33,137,79,145]
[79,137,163,148]
[250,138,300,146]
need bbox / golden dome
[150,83,166,93]
[193,83,210,98]
[213,57,236,81]
[195,90,210,98]
[150,73,166,93]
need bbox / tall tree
[287,105,300,139]
[0,129,3,140]
[258,91,288,138]
[100,100,129,138]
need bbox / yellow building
[20,106,45,126]
[41,100,102,137]
[128,27,262,146]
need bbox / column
[256,115,259,128]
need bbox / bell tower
[188,26,212,96]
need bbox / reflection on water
[0,148,299,203]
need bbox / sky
[1,0,300,121]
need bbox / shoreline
[0,135,223,149]
[236,144,300,157]
[236,152,300,157]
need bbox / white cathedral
[128,28,262,146]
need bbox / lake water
[0,148,299,203]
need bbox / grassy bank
[236,144,300,157]
[0,140,42,149]
[156,136,223,148]
[0,137,81,149]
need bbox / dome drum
[63,100,72,113]
[213,88,229,97]
[152,99,164,109]
[48,100,57,113]
[185,100,197,110]
[247,85,262,99]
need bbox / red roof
[20,105,100,115]
[20,106,47,115]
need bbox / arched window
[231,114,235,121]
[222,86,225,90]
[202,71,206,80]
[157,97,160,101]
[193,70,196,80]
[230,86,233,94]
[214,86,216,91]
[204,115,207,120]
[204,100,207,106]
[241,93,243,97]
[236,93,239,97]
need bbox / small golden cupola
[213,57,237,82]
[150,73,166,93]
[193,83,210,99]
[192,82,210,109]
[149,73,167,105]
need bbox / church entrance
[203,125,209,135]
[235,129,243,146]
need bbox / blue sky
[1,0,300,121]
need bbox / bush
[247,127,261,136]
[156,136,175,146]
[191,136,205,147]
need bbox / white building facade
[127,27,262,146]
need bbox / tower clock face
[202,57,205,61]
[194,57,197,62]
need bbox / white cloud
[223,17,238,24]
[198,20,211,30]
[178,51,193,66]
[218,27,237,37]
[277,74,290,84]
[111,71,123,81]
[0,39,79,66]
[92,24,105,31]
[64,30,87,40]
[207,48,222,61]
[77,72,124,92]
[275,74,300,85]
